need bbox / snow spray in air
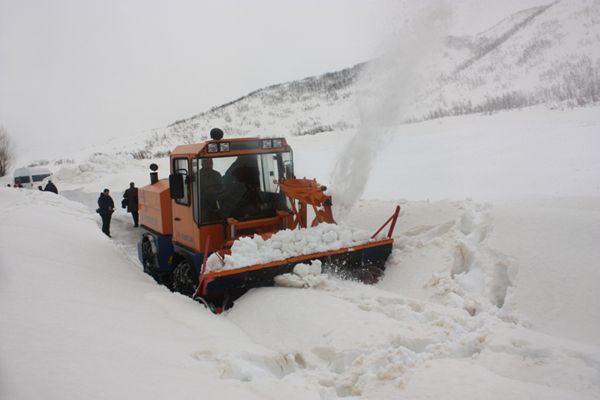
[330,2,451,220]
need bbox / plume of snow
[330,1,452,219]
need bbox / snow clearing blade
[194,205,400,309]
[196,238,394,307]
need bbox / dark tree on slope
[0,125,15,177]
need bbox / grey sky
[0,0,549,160]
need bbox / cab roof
[171,137,289,158]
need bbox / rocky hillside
[418,0,600,120]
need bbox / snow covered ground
[1,105,600,399]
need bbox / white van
[13,167,53,189]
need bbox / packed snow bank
[375,200,516,314]
[489,197,600,346]
[348,197,600,347]
[206,223,373,272]
[0,188,318,400]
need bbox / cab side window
[174,158,190,206]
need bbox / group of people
[7,178,136,239]
[97,182,138,238]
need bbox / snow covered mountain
[20,0,596,167]
[107,0,599,159]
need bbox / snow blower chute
[137,129,399,311]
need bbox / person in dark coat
[199,158,223,221]
[43,180,58,194]
[97,188,115,237]
[122,182,139,227]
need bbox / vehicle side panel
[139,179,173,235]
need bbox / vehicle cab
[168,132,295,255]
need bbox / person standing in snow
[43,180,58,194]
[97,188,115,237]
[122,182,139,227]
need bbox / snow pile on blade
[206,223,373,272]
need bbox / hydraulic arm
[279,178,335,228]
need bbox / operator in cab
[219,155,262,219]
[199,158,223,221]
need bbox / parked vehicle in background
[13,167,53,189]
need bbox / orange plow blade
[197,238,394,307]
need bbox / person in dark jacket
[43,180,58,194]
[199,158,223,221]
[122,182,139,227]
[97,188,115,237]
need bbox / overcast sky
[0,0,549,160]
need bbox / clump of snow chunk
[206,223,372,272]
[274,260,327,288]
[293,260,322,278]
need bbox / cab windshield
[193,151,293,224]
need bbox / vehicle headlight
[272,138,283,148]
[207,143,219,153]
[262,139,273,149]
[219,142,230,152]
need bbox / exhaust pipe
[149,163,159,184]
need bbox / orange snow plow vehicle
[137,128,399,311]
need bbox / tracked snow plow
[138,129,399,311]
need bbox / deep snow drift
[1,105,600,399]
